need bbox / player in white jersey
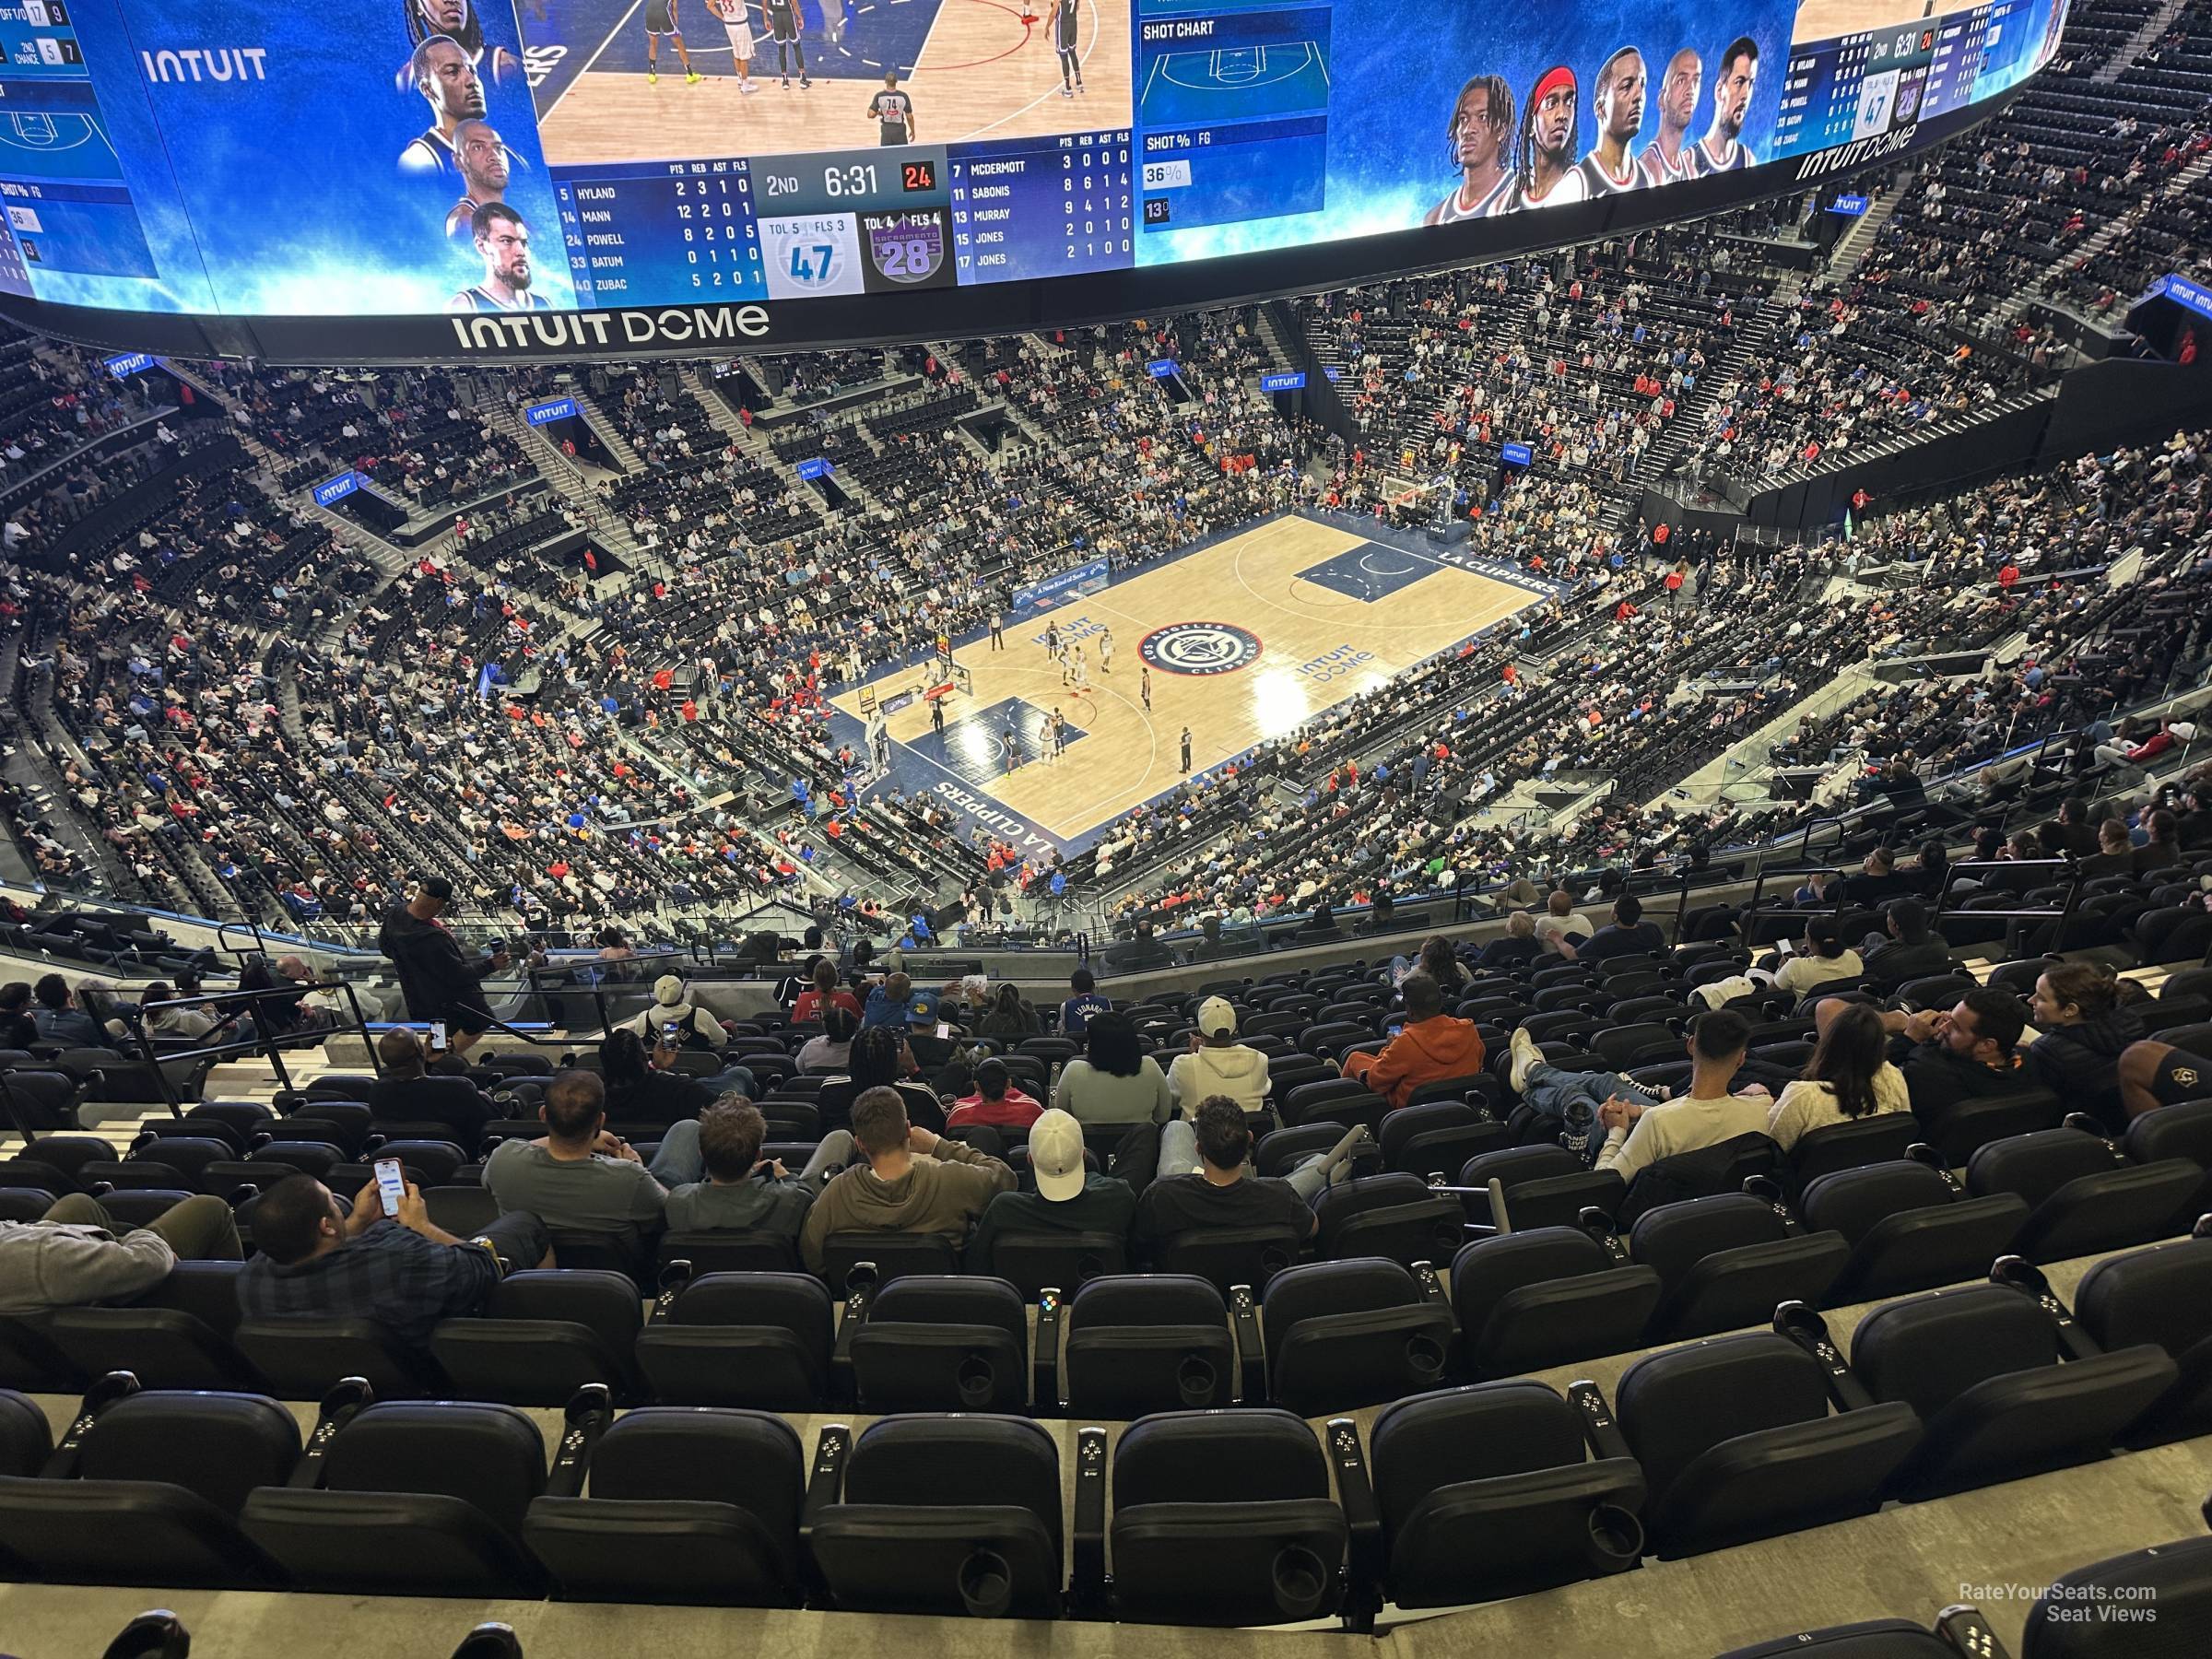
[1577,46,1646,197]
[1507,64,1586,210]
[1695,35,1759,173]
[1423,74,1515,226]
[1637,48,1702,186]
[705,0,760,92]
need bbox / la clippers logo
[1139,621,1262,677]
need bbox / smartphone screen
[429,1020,448,1049]
[935,1022,951,1039]
[663,1019,684,1048]
[373,1158,406,1219]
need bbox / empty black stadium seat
[231,1317,434,1399]
[1103,1409,1347,1626]
[240,1400,548,1596]
[1459,1145,1626,1230]
[633,1271,832,1409]
[1450,1228,1663,1377]
[981,1230,1128,1296]
[428,1270,641,1405]
[815,1230,957,1287]
[1851,1283,2177,1501]
[2124,1098,2212,1173]
[1630,1194,1851,1340]
[1918,1087,2064,1166]
[847,1276,1029,1412]
[1801,1160,2031,1301]
[2020,1535,2212,1659]
[1370,1382,1644,1607]
[2072,1236,2212,1449]
[1261,1259,1453,1415]
[0,1388,52,1477]
[524,1407,806,1606]
[1968,1128,2204,1261]
[1154,1224,1304,1292]
[1312,1172,1465,1266]
[0,1388,295,1587]
[1062,1275,1236,1417]
[43,1262,256,1392]
[1616,1331,1923,1557]
[654,1229,801,1277]
[1378,1100,1507,1176]
[1784,1112,1924,1193]
[809,1415,1063,1618]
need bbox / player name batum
[139,47,270,83]
[1140,20,1215,40]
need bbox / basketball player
[705,0,760,93]
[1638,48,1702,186]
[1507,65,1586,210]
[868,73,917,144]
[1695,36,1759,173]
[1044,619,1060,664]
[1140,665,1151,711]
[447,203,550,312]
[764,0,809,89]
[1180,726,1192,773]
[1047,0,1084,98]
[1423,74,1515,225]
[1098,626,1112,674]
[443,118,510,239]
[1578,47,1645,196]
[1070,646,1088,690]
[399,35,487,173]
[644,0,704,84]
[1050,707,1067,758]
[399,0,522,91]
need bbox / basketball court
[524,0,1135,167]
[826,512,1559,860]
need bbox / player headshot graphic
[399,35,488,173]
[1639,47,1701,186]
[444,118,511,238]
[1510,65,1585,210]
[868,73,917,144]
[1696,35,1759,173]
[764,0,810,90]
[1578,46,1646,195]
[644,0,703,84]
[449,203,550,312]
[1048,0,1085,98]
[1424,74,1514,224]
[399,0,522,88]
[704,0,760,93]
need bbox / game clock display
[0,0,2070,349]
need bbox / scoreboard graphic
[0,0,2067,351]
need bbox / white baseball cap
[1195,995,1238,1039]
[1029,1109,1087,1202]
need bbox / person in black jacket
[1860,899,1950,990]
[600,1028,713,1131]
[2023,962,2143,1131]
[377,877,507,1057]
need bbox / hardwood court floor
[537,0,1135,167]
[1791,0,1944,41]
[831,515,1541,846]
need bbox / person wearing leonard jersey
[1508,65,1586,210]
[705,0,760,92]
[1423,74,1515,226]
[868,73,917,144]
[1048,0,1085,97]
[1577,46,1646,196]
[1695,35,1759,173]
[398,35,487,173]
[644,0,704,84]
[1638,47,1701,186]
[449,202,550,312]
[765,0,809,89]
[443,118,511,239]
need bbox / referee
[867,72,916,144]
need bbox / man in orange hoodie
[1343,973,1486,1109]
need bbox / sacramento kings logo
[865,212,945,285]
[1139,621,1263,677]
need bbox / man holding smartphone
[236,1172,551,1347]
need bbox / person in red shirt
[792,958,862,1025]
[946,1057,1043,1131]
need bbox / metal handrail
[128,977,385,1124]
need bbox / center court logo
[1139,621,1263,677]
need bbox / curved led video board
[0,0,2065,360]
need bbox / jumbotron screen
[0,0,2065,359]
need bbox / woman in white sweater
[1773,914,1865,1000]
[1766,1000,1912,1151]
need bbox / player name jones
[138,49,270,83]
[1140,20,1216,41]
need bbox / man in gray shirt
[484,1069,668,1237]
[651,1097,854,1237]
[0,1192,242,1315]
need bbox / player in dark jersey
[1424,73,1513,225]
[1695,35,1759,173]
[645,0,704,84]
[1638,47,1702,186]
[765,0,809,89]
[398,0,521,92]
[444,118,511,238]
[399,35,488,174]
[1577,46,1646,196]
[447,203,551,312]
[1047,0,1084,97]
[1507,64,1584,210]
[867,73,916,144]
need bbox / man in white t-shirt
[1589,1007,1770,1182]
[1532,888,1594,950]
